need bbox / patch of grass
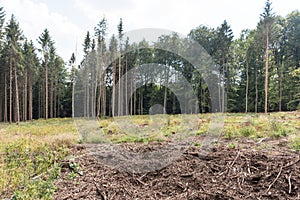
[223,125,239,139]
[288,134,300,151]
[229,142,236,149]
[239,126,256,137]
[193,142,201,147]
[0,118,79,199]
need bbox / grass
[0,118,80,199]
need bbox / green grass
[0,118,79,199]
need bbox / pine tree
[260,0,275,113]
[38,29,52,119]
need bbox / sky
[1,0,299,62]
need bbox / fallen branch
[287,174,292,194]
[267,165,282,193]
[230,151,240,167]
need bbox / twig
[266,165,282,193]
[136,177,148,186]
[230,151,240,167]
[287,174,292,194]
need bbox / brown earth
[54,137,300,200]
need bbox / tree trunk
[53,82,57,118]
[255,65,258,113]
[4,71,7,122]
[125,55,128,115]
[23,70,27,121]
[50,80,53,118]
[9,57,13,123]
[245,59,249,113]
[163,66,169,114]
[118,55,122,116]
[264,30,269,114]
[14,60,20,124]
[278,60,283,111]
[45,62,48,119]
[112,61,116,117]
[72,67,75,119]
[28,72,33,120]
[134,67,136,115]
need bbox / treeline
[0,1,300,123]
[0,8,71,123]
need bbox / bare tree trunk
[133,67,136,115]
[53,82,57,118]
[118,56,121,116]
[28,72,32,120]
[245,60,249,113]
[264,30,269,114]
[45,62,48,119]
[9,57,13,123]
[112,61,116,117]
[255,67,258,113]
[57,88,60,117]
[4,71,7,122]
[125,55,128,115]
[14,60,20,124]
[163,67,169,114]
[139,87,143,115]
[72,67,75,119]
[50,80,53,118]
[222,65,225,113]
[130,71,133,115]
[278,61,283,111]
[23,70,27,121]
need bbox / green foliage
[239,126,257,138]
[229,142,236,149]
[288,134,300,151]
[0,119,78,199]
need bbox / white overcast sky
[1,0,299,62]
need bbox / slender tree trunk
[45,62,48,119]
[53,82,57,118]
[50,80,53,118]
[133,67,136,115]
[28,72,32,120]
[72,67,75,119]
[118,55,121,116]
[139,87,143,115]
[14,60,20,124]
[255,67,258,113]
[112,61,116,117]
[222,58,225,112]
[163,67,169,114]
[9,57,13,123]
[245,60,249,113]
[4,71,7,122]
[264,30,269,114]
[278,61,283,111]
[23,70,27,121]
[125,55,128,115]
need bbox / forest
[0,0,299,123]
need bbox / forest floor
[54,112,300,200]
[54,137,300,200]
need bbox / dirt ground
[54,137,300,200]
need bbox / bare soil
[54,137,300,200]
